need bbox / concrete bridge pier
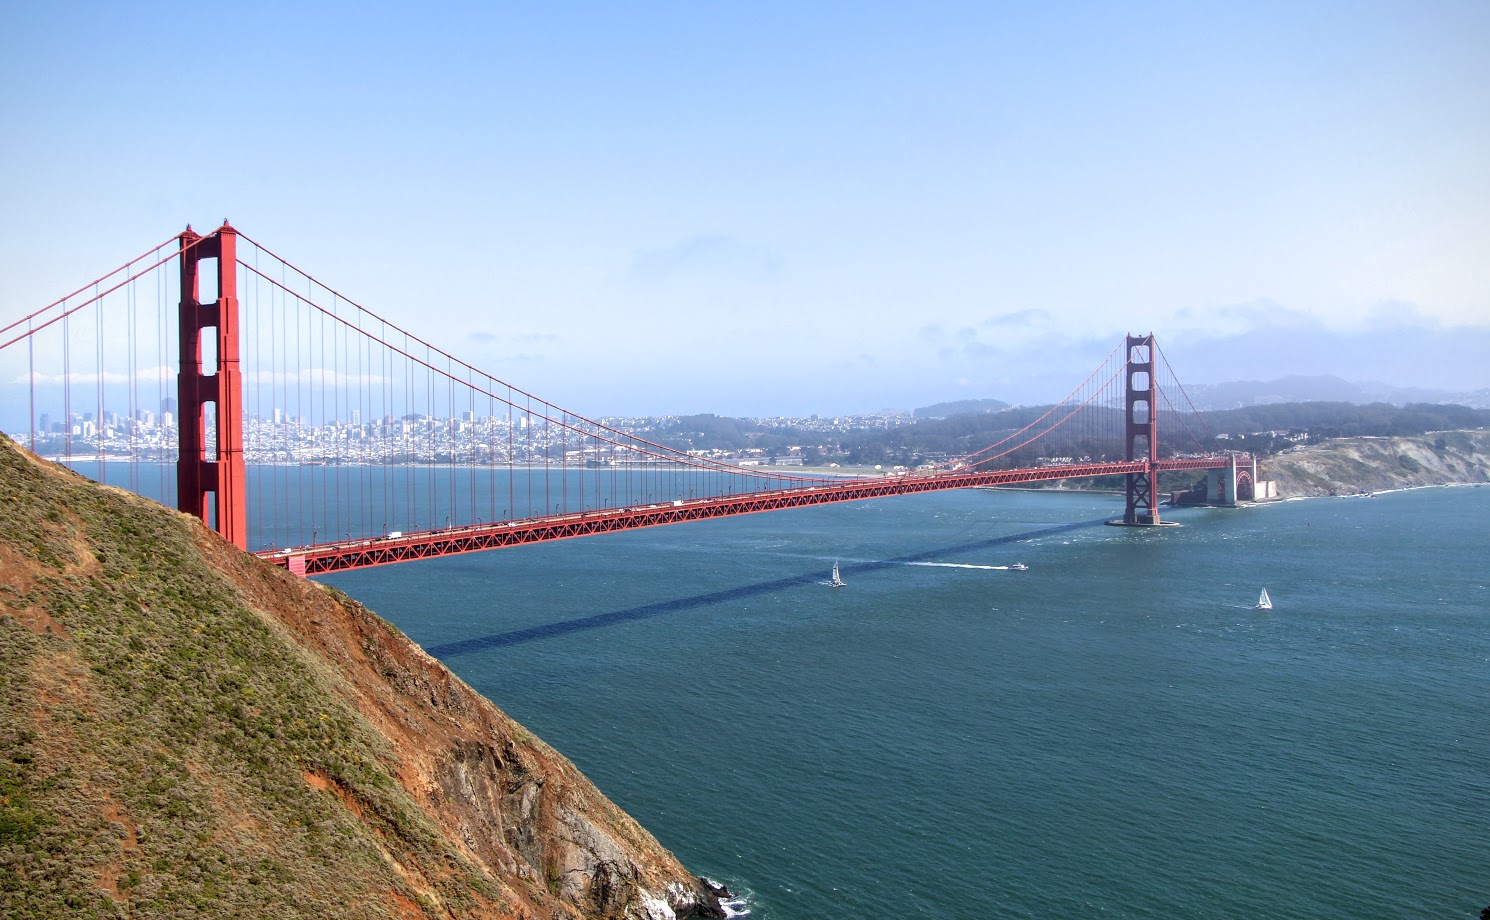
[1206,455,1258,506]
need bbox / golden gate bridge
[0,223,1252,575]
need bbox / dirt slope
[0,435,723,920]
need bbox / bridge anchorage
[1,223,1251,574]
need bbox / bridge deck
[262,457,1233,575]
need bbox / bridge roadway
[262,456,1235,575]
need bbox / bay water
[315,484,1489,919]
[53,459,1489,917]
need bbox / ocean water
[320,485,1490,919]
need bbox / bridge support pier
[1203,455,1258,506]
[177,222,247,550]
[1205,466,1236,506]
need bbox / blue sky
[2,1,1487,417]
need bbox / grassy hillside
[0,436,722,919]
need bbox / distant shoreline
[27,430,1490,501]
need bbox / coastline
[1257,429,1490,497]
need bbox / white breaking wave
[702,879,752,917]
[721,897,752,918]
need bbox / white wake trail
[901,561,1010,571]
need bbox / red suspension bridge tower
[1118,333,1168,527]
[177,223,247,549]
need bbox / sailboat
[829,561,846,588]
[1255,588,1273,610]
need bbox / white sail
[830,561,846,587]
[1257,588,1272,610]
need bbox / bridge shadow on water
[425,518,1111,659]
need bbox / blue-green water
[316,486,1488,918]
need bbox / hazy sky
[2,1,1487,417]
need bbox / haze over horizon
[2,2,1487,421]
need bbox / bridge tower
[1121,333,1162,526]
[177,223,247,549]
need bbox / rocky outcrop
[0,434,722,920]
[1260,429,1490,497]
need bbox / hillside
[1260,430,1490,497]
[0,435,723,920]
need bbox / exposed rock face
[0,434,722,919]
[1260,430,1490,497]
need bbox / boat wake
[902,561,1016,571]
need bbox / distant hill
[912,398,1010,419]
[1186,375,1490,410]
[1199,401,1490,439]
[823,400,1490,467]
[0,435,723,919]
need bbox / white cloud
[12,364,173,386]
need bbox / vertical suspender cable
[448,363,455,526]
[320,288,329,540]
[299,285,308,543]
[27,319,35,453]
[330,293,339,542]
[123,278,132,490]
[381,317,390,534]
[491,375,498,521]
[507,384,514,520]
[405,332,413,530]
[96,285,104,482]
[252,250,261,548]
[269,259,279,547]
[357,304,366,541]
[63,303,71,463]
[430,348,436,528]
[157,264,165,504]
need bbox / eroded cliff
[1259,429,1490,497]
